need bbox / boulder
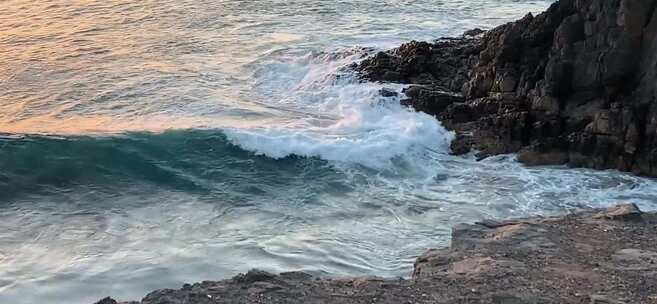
[592,203,642,221]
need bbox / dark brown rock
[94,298,118,304]
[401,86,465,114]
[355,35,482,92]
[356,0,657,177]
[463,28,486,37]
[517,148,569,165]
[234,269,277,283]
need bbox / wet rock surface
[97,203,657,304]
[356,0,657,176]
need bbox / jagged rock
[592,203,642,220]
[401,86,465,114]
[94,298,118,304]
[463,28,486,37]
[378,88,398,97]
[356,0,657,177]
[234,269,277,283]
[354,35,482,92]
[94,297,138,304]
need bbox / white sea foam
[6,1,657,304]
[225,49,454,170]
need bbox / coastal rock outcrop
[356,0,657,176]
[96,203,657,303]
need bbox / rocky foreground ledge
[97,204,657,304]
[356,0,657,176]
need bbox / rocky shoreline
[356,0,657,176]
[94,1,657,303]
[97,203,657,304]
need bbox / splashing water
[1,1,657,304]
[224,51,454,170]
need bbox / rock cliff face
[357,0,657,175]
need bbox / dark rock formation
[94,298,125,304]
[96,203,657,303]
[357,38,482,91]
[356,0,657,176]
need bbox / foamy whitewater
[2,1,657,303]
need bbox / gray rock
[592,203,642,220]
[612,248,657,271]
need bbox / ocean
[1,1,657,303]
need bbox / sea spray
[2,1,656,303]
[227,48,455,170]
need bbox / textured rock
[94,298,118,304]
[94,297,138,304]
[355,38,482,92]
[356,0,657,176]
[401,86,465,114]
[612,248,657,271]
[592,203,642,220]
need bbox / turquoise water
[2,1,657,303]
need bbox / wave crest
[227,48,454,169]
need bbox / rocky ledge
[356,0,657,175]
[97,203,657,304]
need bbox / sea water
[1,1,657,303]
